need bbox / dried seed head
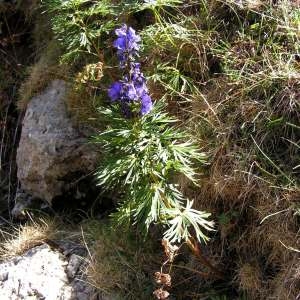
[162,238,179,262]
[76,62,103,83]
[153,288,170,300]
[154,271,172,286]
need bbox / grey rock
[71,278,98,300]
[11,189,48,220]
[0,244,95,300]
[66,254,83,280]
[16,80,98,204]
[11,190,34,220]
[54,240,87,257]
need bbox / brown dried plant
[153,239,180,300]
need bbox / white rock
[0,244,83,299]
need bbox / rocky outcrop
[0,243,95,300]
[17,80,98,204]
[11,189,47,219]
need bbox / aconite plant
[93,25,214,244]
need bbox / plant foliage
[40,0,300,297]
[93,102,213,243]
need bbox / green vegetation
[1,0,299,299]
[41,0,299,298]
[93,103,212,243]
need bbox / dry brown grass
[82,220,159,299]
[253,221,298,265]
[236,262,262,298]
[183,121,299,298]
[266,258,300,300]
[0,218,61,259]
[181,12,299,293]
[18,41,69,110]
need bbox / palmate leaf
[94,104,204,187]
[132,184,160,228]
[43,0,117,62]
[163,200,215,243]
[132,183,185,228]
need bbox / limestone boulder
[0,243,96,300]
[17,80,98,204]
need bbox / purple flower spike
[113,24,141,67]
[108,24,153,116]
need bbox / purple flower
[113,24,141,67]
[113,37,126,51]
[131,63,148,96]
[108,24,153,116]
[122,82,138,101]
[108,81,122,101]
[115,24,127,37]
[141,94,153,115]
[132,62,141,71]
[127,27,141,51]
